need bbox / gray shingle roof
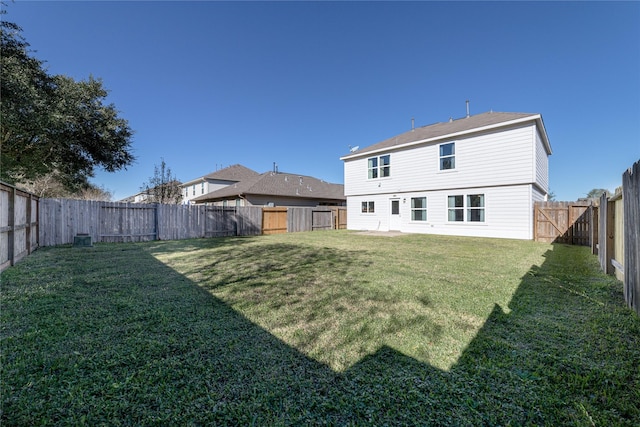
[342,111,549,158]
[193,172,345,203]
[203,164,260,182]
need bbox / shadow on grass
[2,239,639,425]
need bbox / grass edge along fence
[533,159,639,316]
[37,199,346,247]
[0,181,39,272]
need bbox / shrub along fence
[0,182,39,272]
[38,199,346,247]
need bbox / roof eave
[340,114,547,161]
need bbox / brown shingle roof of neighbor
[341,111,550,158]
[203,164,260,182]
[192,172,345,203]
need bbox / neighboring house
[118,190,151,203]
[180,164,260,204]
[192,171,345,207]
[340,111,552,240]
[119,180,183,204]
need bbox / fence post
[154,203,159,240]
[605,198,616,275]
[623,160,639,314]
[7,186,15,267]
[591,204,598,255]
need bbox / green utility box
[73,233,93,248]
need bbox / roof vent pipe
[411,117,415,131]
[466,100,470,118]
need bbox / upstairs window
[368,157,378,179]
[368,155,391,179]
[440,142,455,170]
[201,183,205,194]
[379,155,390,177]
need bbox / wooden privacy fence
[597,160,640,315]
[533,201,593,245]
[262,207,340,235]
[0,182,39,271]
[39,199,346,246]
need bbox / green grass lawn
[2,231,639,425]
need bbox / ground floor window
[448,194,485,222]
[361,201,375,213]
[448,195,464,221]
[467,194,485,222]
[411,197,427,221]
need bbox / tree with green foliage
[141,159,182,204]
[586,188,610,199]
[0,18,135,191]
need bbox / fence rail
[38,199,346,246]
[622,161,639,314]
[0,182,39,271]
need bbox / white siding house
[340,111,552,240]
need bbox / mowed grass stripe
[2,231,639,425]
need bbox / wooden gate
[262,207,287,235]
[534,201,593,245]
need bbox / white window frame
[447,193,485,222]
[467,194,485,222]
[367,154,391,179]
[439,142,455,170]
[361,201,375,213]
[411,197,427,221]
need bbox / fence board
[598,193,615,275]
[263,207,287,235]
[37,200,344,247]
[312,209,333,231]
[0,182,39,271]
[206,206,239,237]
[622,160,639,314]
[236,206,262,236]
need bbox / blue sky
[4,1,639,201]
